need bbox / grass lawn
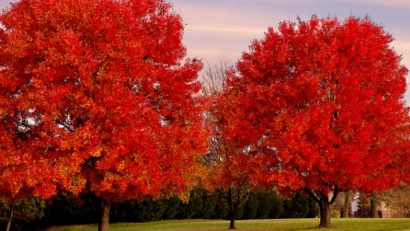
[45,218,410,231]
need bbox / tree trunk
[229,217,236,229]
[98,199,110,231]
[5,202,15,231]
[342,191,351,218]
[370,193,378,218]
[310,188,339,228]
[227,188,237,229]
[319,198,331,228]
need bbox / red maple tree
[223,16,408,227]
[203,65,299,229]
[207,90,276,229]
[0,0,208,230]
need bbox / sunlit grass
[45,218,410,231]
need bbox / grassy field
[45,218,410,231]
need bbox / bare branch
[201,61,230,95]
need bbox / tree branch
[330,185,339,204]
[307,189,321,203]
[56,119,74,132]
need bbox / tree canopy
[220,16,408,227]
[0,0,208,204]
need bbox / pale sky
[170,0,410,102]
[1,0,410,102]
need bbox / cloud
[394,41,410,52]
[173,1,290,28]
[187,48,239,62]
[0,1,13,11]
[343,0,410,9]
[392,41,410,70]
[255,0,410,9]
[187,24,266,36]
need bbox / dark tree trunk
[342,191,351,218]
[229,217,236,229]
[5,202,15,231]
[370,193,379,218]
[227,188,238,229]
[309,188,339,228]
[98,199,111,231]
[319,198,331,228]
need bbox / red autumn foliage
[204,65,279,229]
[222,16,408,227]
[209,87,291,193]
[0,0,208,206]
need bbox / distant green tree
[257,190,277,219]
[135,199,167,222]
[242,193,259,219]
[282,192,319,218]
[269,190,285,218]
[162,197,183,220]
[0,198,45,230]
[201,193,218,219]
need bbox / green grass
[44,218,410,231]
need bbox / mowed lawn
[45,218,410,231]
